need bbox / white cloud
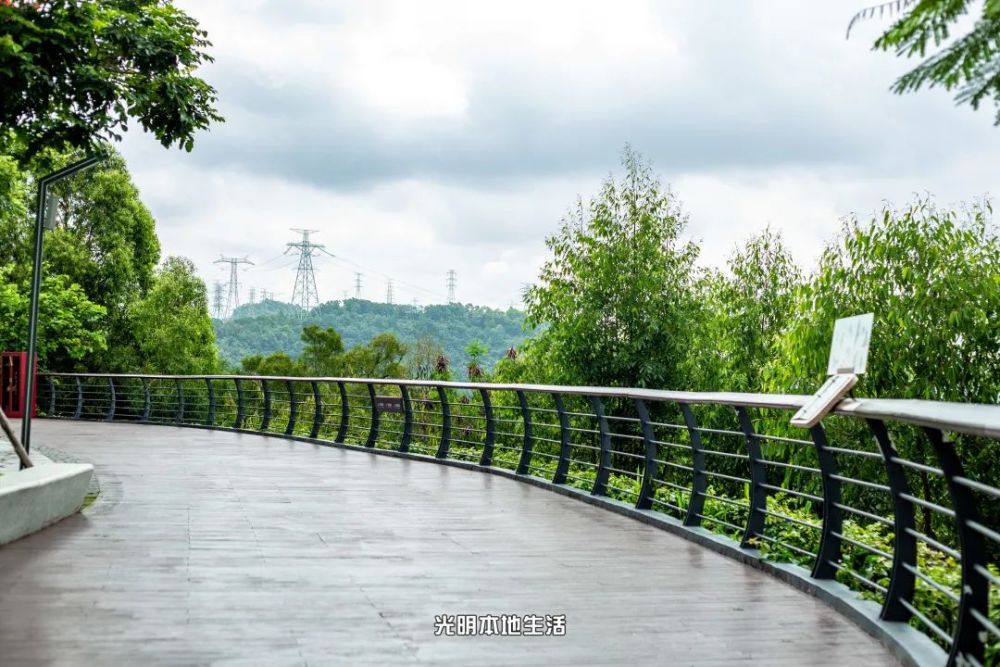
[118,0,1000,310]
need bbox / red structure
[1,352,37,418]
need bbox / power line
[214,255,253,318]
[285,228,333,311]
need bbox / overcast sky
[118,0,1000,310]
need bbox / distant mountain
[214,299,530,370]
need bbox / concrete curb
[0,463,93,546]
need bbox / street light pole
[20,155,104,457]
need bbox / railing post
[736,406,766,548]
[551,393,571,484]
[809,423,843,579]
[478,388,494,467]
[105,377,116,422]
[436,385,451,458]
[140,378,151,423]
[234,378,245,429]
[336,382,349,443]
[515,390,533,474]
[365,383,379,447]
[47,375,56,416]
[634,399,657,510]
[679,402,706,527]
[923,427,988,667]
[399,385,412,452]
[175,379,184,425]
[310,381,323,439]
[867,418,916,622]
[590,395,611,496]
[260,380,271,431]
[73,376,83,419]
[286,380,298,436]
[205,378,215,427]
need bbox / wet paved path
[0,421,899,666]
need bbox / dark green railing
[38,372,1000,667]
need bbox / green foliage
[300,325,345,376]
[767,198,1000,402]
[406,336,445,380]
[0,266,105,368]
[524,145,701,388]
[464,339,489,380]
[866,0,1000,124]
[685,228,802,392]
[343,332,407,379]
[0,0,222,158]
[218,300,528,373]
[131,256,218,374]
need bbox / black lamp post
[20,155,104,457]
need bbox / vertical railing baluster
[399,385,412,452]
[809,423,843,579]
[175,379,184,425]
[140,378,151,423]
[868,418,917,622]
[310,381,323,439]
[205,378,215,427]
[551,393,571,484]
[47,375,56,416]
[478,388,494,467]
[679,403,706,527]
[436,386,451,458]
[737,406,767,548]
[260,380,271,431]
[234,378,245,429]
[106,377,116,422]
[286,380,298,436]
[73,376,83,420]
[923,427,988,667]
[365,383,379,447]
[515,390,533,474]
[634,399,657,510]
[590,395,611,496]
[336,382,349,444]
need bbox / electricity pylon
[386,279,394,304]
[446,269,457,303]
[354,272,363,299]
[211,281,225,319]
[214,256,253,318]
[285,228,332,311]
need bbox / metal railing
[37,372,1000,667]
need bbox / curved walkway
[0,421,899,666]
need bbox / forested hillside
[214,300,528,370]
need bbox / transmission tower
[211,281,225,319]
[285,228,333,311]
[354,273,363,299]
[214,256,253,318]
[248,287,257,305]
[386,279,394,305]
[446,269,457,303]
[260,289,275,301]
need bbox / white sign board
[827,313,874,375]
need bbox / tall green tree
[42,150,160,370]
[850,0,1000,123]
[0,0,222,158]
[524,146,701,388]
[131,257,217,375]
[300,325,345,376]
[686,229,802,392]
[342,333,407,379]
